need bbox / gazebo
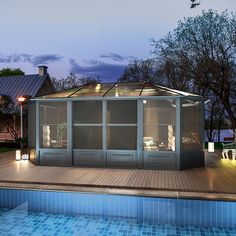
[28,82,205,170]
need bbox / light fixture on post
[17,95,28,149]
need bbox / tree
[52,73,101,91]
[190,0,201,8]
[152,10,236,136]
[119,59,157,83]
[0,68,25,77]
[0,68,25,142]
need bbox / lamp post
[17,96,27,149]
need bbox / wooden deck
[0,151,236,200]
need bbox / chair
[143,137,158,151]
[222,141,236,160]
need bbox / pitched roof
[35,82,203,99]
[0,74,49,103]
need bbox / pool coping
[0,181,236,202]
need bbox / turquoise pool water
[0,208,236,236]
[0,189,235,235]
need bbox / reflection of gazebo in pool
[28,82,206,170]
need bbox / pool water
[0,208,236,236]
[0,189,235,235]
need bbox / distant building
[0,66,54,141]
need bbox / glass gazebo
[28,82,205,170]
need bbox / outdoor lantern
[208,142,215,152]
[16,150,21,161]
[17,96,27,103]
[17,95,30,149]
[22,154,29,160]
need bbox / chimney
[38,65,48,76]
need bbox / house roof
[0,74,49,103]
[34,82,204,100]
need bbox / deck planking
[0,151,235,196]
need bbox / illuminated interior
[30,82,205,170]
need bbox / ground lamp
[208,142,215,152]
[15,150,21,161]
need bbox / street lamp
[17,96,27,149]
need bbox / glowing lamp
[22,154,29,160]
[16,150,21,161]
[17,96,27,103]
[95,84,101,91]
[208,142,214,152]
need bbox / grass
[205,142,235,149]
[0,147,16,153]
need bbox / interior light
[182,103,195,107]
[95,84,101,91]
[142,88,155,94]
[143,100,147,104]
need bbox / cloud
[82,59,100,65]
[0,53,62,66]
[31,54,62,66]
[0,55,11,63]
[69,59,126,82]
[11,53,32,63]
[100,53,136,62]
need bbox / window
[107,100,137,150]
[143,99,176,151]
[107,100,137,124]
[74,126,102,149]
[73,101,102,149]
[0,118,10,133]
[182,100,203,150]
[39,102,67,148]
[107,126,137,150]
[74,101,102,124]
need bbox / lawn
[0,147,16,153]
[205,142,235,149]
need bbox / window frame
[39,101,68,149]
[73,100,103,150]
[143,99,176,152]
[106,100,138,150]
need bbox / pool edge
[0,181,236,202]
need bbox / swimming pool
[0,188,235,235]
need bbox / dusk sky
[0,0,235,82]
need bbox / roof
[0,74,49,103]
[34,82,203,100]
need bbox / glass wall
[107,100,137,150]
[39,102,67,148]
[182,99,203,150]
[143,99,176,151]
[73,101,102,149]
